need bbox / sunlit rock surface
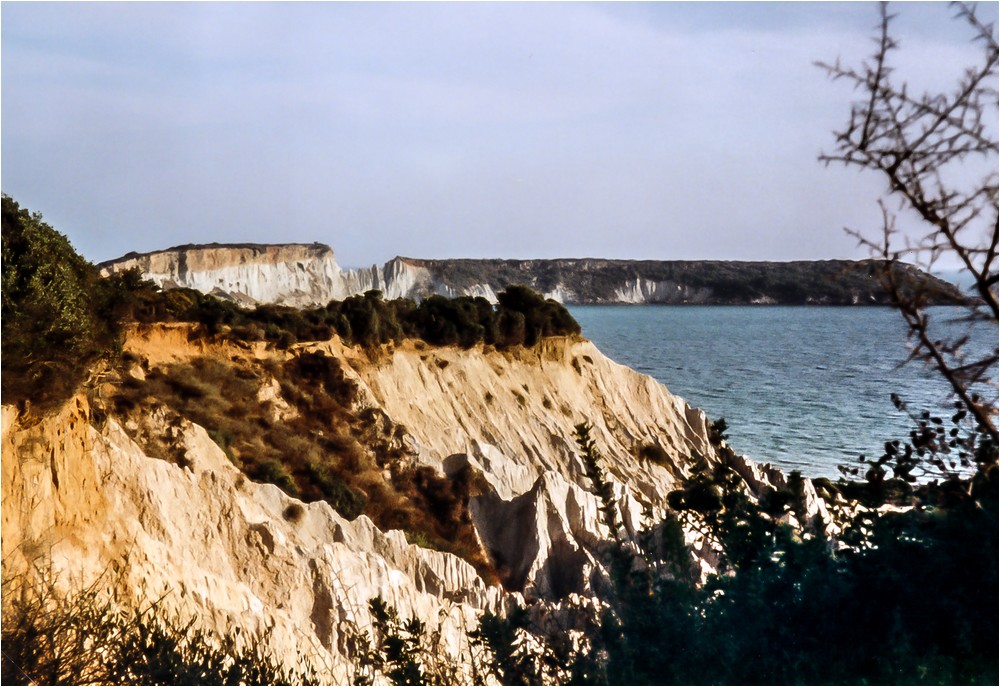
[3,325,719,679]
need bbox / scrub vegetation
[460,422,998,686]
[2,191,579,414]
[108,279,580,351]
[1,562,316,686]
[1,4,996,679]
[107,340,497,583]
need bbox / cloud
[1,2,995,266]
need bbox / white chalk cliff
[99,243,434,306]
[2,325,721,680]
[99,244,653,306]
[99,243,958,307]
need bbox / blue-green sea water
[568,305,997,478]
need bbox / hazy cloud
[2,2,996,266]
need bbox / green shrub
[495,285,580,346]
[111,264,579,352]
[352,596,459,686]
[404,530,445,551]
[303,461,367,521]
[253,459,298,496]
[207,428,235,462]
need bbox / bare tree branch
[819,1,998,452]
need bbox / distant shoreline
[99,243,969,308]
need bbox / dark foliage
[471,425,998,686]
[1,563,315,685]
[353,598,429,686]
[841,396,993,499]
[117,281,579,351]
[404,294,497,348]
[1,195,134,409]
[496,285,581,346]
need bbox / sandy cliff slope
[2,326,717,679]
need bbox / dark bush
[1,195,130,409]
[1,563,316,685]
[282,503,306,523]
[303,461,368,521]
[251,459,299,497]
[110,264,579,352]
[472,425,999,686]
[638,443,670,466]
[284,351,358,407]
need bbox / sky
[2,1,997,268]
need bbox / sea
[568,305,997,479]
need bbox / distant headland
[99,242,966,307]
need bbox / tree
[816,2,998,447]
[1,195,125,409]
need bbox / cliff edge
[99,244,966,307]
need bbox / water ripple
[570,305,996,478]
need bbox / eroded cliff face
[2,327,716,679]
[312,335,714,599]
[100,244,433,307]
[101,244,961,306]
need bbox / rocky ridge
[100,243,403,307]
[2,324,726,680]
[99,243,965,307]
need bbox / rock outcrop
[2,326,716,679]
[100,243,407,307]
[99,244,966,307]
